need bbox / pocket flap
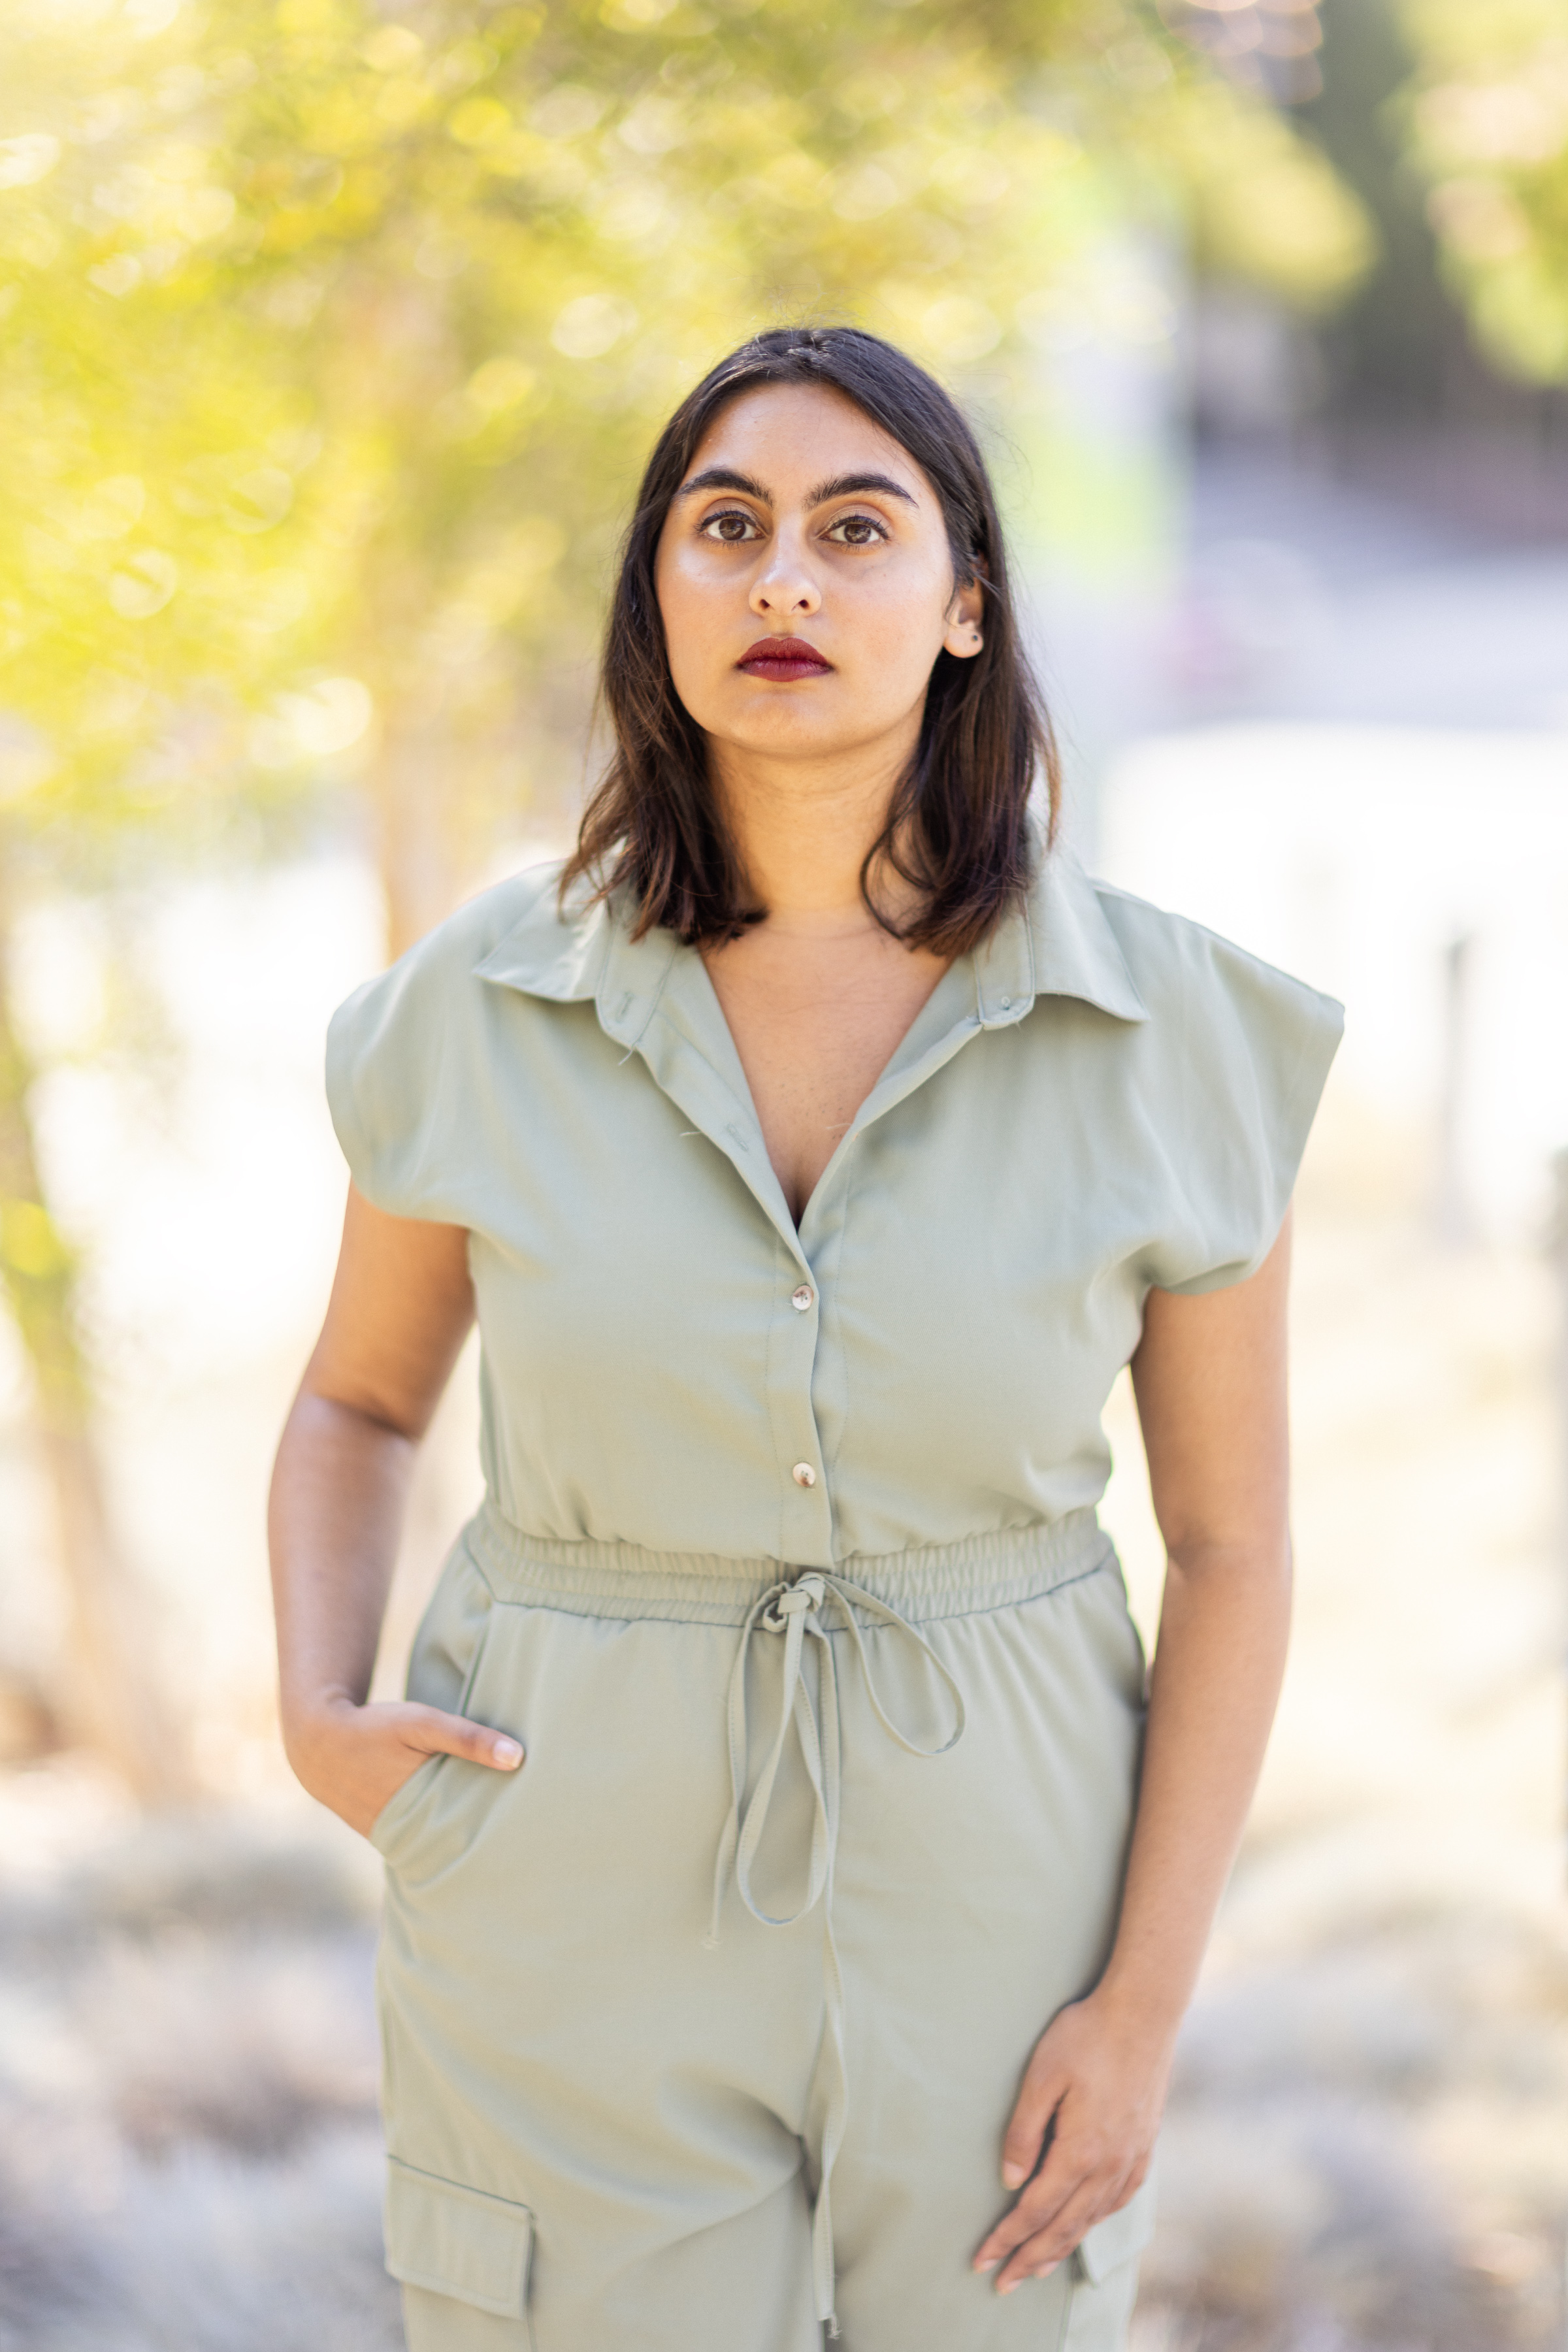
[385,2158,533,2317]
[1075,2173,1157,2286]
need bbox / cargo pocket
[385,2157,536,2336]
[1063,2174,1157,2351]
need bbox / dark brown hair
[561,325,1057,953]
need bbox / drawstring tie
[706,1571,966,2337]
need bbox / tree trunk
[0,902,195,1805]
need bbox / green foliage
[0,0,1372,908]
[1178,76,1375,304]
[1397,0,1568,382]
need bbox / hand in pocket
[284,1696,523,1838]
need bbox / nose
[749,529,821,619]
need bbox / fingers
[995,2171,1132,2293]
[999,2048,1064,2191]
[974,2134,1136,2277]
[976,2161,1135,2294]
[407,1705,523,1772]
[973,2148,1073,2276]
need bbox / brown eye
[702,510,759,543]
[827,514,886,546]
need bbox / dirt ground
[0,1084,1563,2351]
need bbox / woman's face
[653,382,984,775]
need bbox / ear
[942,568,986,661]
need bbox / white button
[791,1285,814,1313]
[791,1462,817,1488]
[1000,996,1012,1011]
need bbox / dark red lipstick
[736,636,834,681]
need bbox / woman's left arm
[975,1211,1295,2293]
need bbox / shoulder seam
[1090,878,1341,1007]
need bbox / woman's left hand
[972,1992,1173,2295]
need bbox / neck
[709,731,922,940]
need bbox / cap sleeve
[1136,923,1343,1297]
[325,925,472,1223]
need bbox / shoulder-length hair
[560,325,1057,955]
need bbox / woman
[270,325,1341,2352]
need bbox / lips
[736,636,834,681]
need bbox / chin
[728,711,861,757]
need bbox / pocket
[368,1752,445,1859]
[1064,2173,1157,2351]
[385,2157,535,2330]
[370,1553,501,1871]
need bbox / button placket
[770,1241,830,1554]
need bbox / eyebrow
[808,470,917,509]
[675,466,771,502]
[674,465,919,510]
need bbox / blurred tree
[4,0,1375,938]
[0,0,1370,1797]
[1396,0,1568,385]
[1301,0,1460,419]
[0,924,195,1799]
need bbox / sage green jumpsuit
[325,844,1342,2352]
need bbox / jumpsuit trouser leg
[376,1514,1154,2352]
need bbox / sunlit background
[1,1,1566,2345]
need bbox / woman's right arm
[269,1183,523,1837]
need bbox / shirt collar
[1024,843,1148,1023]
[472,841,1147,1030]
[472,872,619,1002]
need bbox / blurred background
[1,0,1566,2345]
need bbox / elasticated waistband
[462,1499,1115,1628]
